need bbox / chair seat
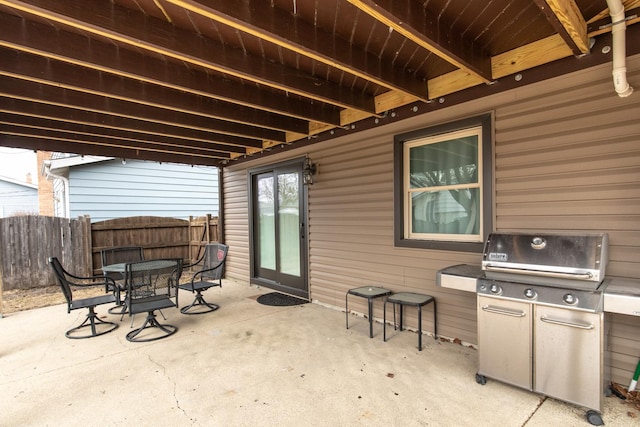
[129,295,176,315]
[69,294,116,310]
[178,280,221,292]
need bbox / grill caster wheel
[475,373,487,385]
[586,410,603,426]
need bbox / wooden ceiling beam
[533,0,589,55]
[0,134,222,166]
[1,97,263,149]
[0,124,230,160]
[346,0,493,84]
[0,77,287,142]
[491,34,574,79]
[0,47,309,135]
[0,12,342,127]
[2,113,247,155]
[1,0,377,114]
[167,0,428,101]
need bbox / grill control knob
[524,288,537,299]
[490,284,502,294]
[563,293,578,305]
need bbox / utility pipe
[606,0,634,97]
[43,160,71,218]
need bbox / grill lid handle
[484,265,593,280]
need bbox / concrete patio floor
[0,279,637,426]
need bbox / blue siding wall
[68,160,219,221]
[0,179,38,217]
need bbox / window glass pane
[257,176,275,270]
[278,172,300,276]
[404,127,482,242]
[410,188,480,235]
[409,135,478,188]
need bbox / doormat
[256,292,309,306]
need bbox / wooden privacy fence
[0,215,91,293]
[0,214,218,293]
[90,214,218,275]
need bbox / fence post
[81,215,92,275]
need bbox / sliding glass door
[250,159,307,297]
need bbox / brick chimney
[37,151,55,216]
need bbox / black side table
[383,292,437,351]
[345,286,393,338]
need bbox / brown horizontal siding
[607,313,640,385]
[222,168,250,280]
[224,55,640,383]
[307,131,481,343]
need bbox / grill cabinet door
[534,306,603,411]
[477,296,532,390]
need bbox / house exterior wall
[68,159,219,222]
[223,54,640,385]
[36,151,55,216]
[0,178,38,217]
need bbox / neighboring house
[43,154,219,222]
[0,175,38,217]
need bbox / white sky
[0,147,38,184]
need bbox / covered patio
[0,280,635,426]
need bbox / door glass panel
[278,172,300,276]
[257,175,275,270]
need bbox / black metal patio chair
[100,246,144,314]
[124,258,182,342]
[178,243,228,315]
[49,257,119,339]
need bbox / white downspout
[606,0,634,97]
[43,160,71,218]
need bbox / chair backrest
[201,243,228,281]
[101,246,144,279]
[125,259,182,312]
[49,257,74,308]
[101,246,144,266]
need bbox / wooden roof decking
[1,0,639,167]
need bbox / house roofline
[46,155,114,176]
[0,174,38,189]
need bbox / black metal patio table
[102,260,179,318]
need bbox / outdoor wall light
[303,157,317,185]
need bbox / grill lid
[482,232,608,284]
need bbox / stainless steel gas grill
[475,232,610,426]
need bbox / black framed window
[394,114,493,252]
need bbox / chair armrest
[192,260,225,281]
[70,274,117,289]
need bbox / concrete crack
[522,395,547,426]
[147,354,196,425]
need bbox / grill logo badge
[488,252,508,262]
